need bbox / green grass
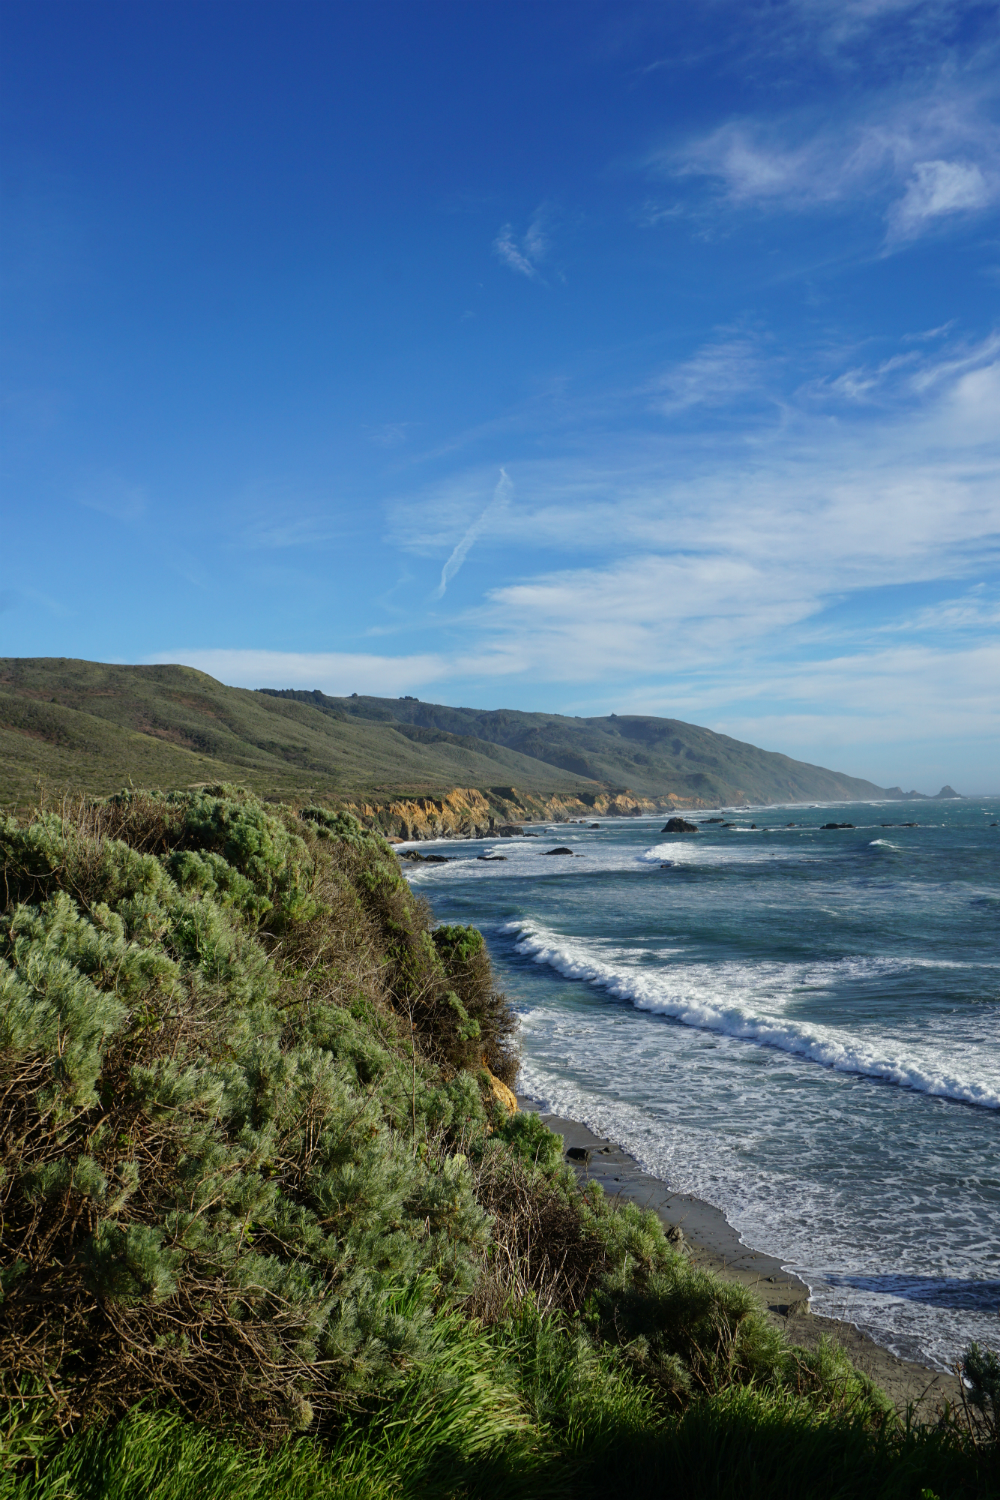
[0,659,597,809]
[3,1382,993,1500]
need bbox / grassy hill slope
[1,657,911,810]
[0,659,597,808]
[265,688,895,805]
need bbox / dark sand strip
[519,1095,962,1419]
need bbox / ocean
[401,798,1000,1372]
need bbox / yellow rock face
[485,1068,518,1116]
[339,785,706,842]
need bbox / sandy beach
[519,1094,963,1421]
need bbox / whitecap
[502,919,1000,1111]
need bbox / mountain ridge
[0,658,957,810]
[261,686,955,806]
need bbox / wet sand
[520,1095,963,1420]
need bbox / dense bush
[2,788,995,1497]
[0,790,501,1440]
[430,924,519,1085]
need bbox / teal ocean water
[402,799,1000,1371]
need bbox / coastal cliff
[336,784,707,841]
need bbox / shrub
[431,925,520,1085]
[4,786,978,1500]
[0,791,499,1442]
[962,1342,1000,1444]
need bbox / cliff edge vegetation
[1,788,994,1499]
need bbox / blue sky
[2,0,998,792]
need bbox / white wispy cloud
[241,516,340,550]
[392,328,999,564]
[433,467,511,599]
[657,74,1000,244]
[176,327,998,787]
[756,0,980,60]
[380,327,999,776]
[651,335,770,411]
[806,328,1000,404]
[493,226,538,278]
[677,647,1000,790]
[889,158,995,238]
[493,209,551,280]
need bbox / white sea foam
[639,840,819,868]
[503,919,1000,1110]
[515,1048,1000,1371]
[405,834,823,883]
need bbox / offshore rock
[662,817,698,833]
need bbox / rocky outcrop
[881,785,962,800]
[485,1069,517,1116]
[662,817,698,832]
[334,785,705,842]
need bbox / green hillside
[265,688,896,805]
[0,659,596,809]
[0,657,909,809]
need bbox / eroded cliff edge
[335,785,707,841]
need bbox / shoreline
[518,1093,963,1420]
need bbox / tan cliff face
[336,785,711,841]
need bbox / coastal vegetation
[1,788,995,1498]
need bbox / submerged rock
[821,822,854,830]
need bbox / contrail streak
[433,468,511,599]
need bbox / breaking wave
[502,919,1000,1111]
